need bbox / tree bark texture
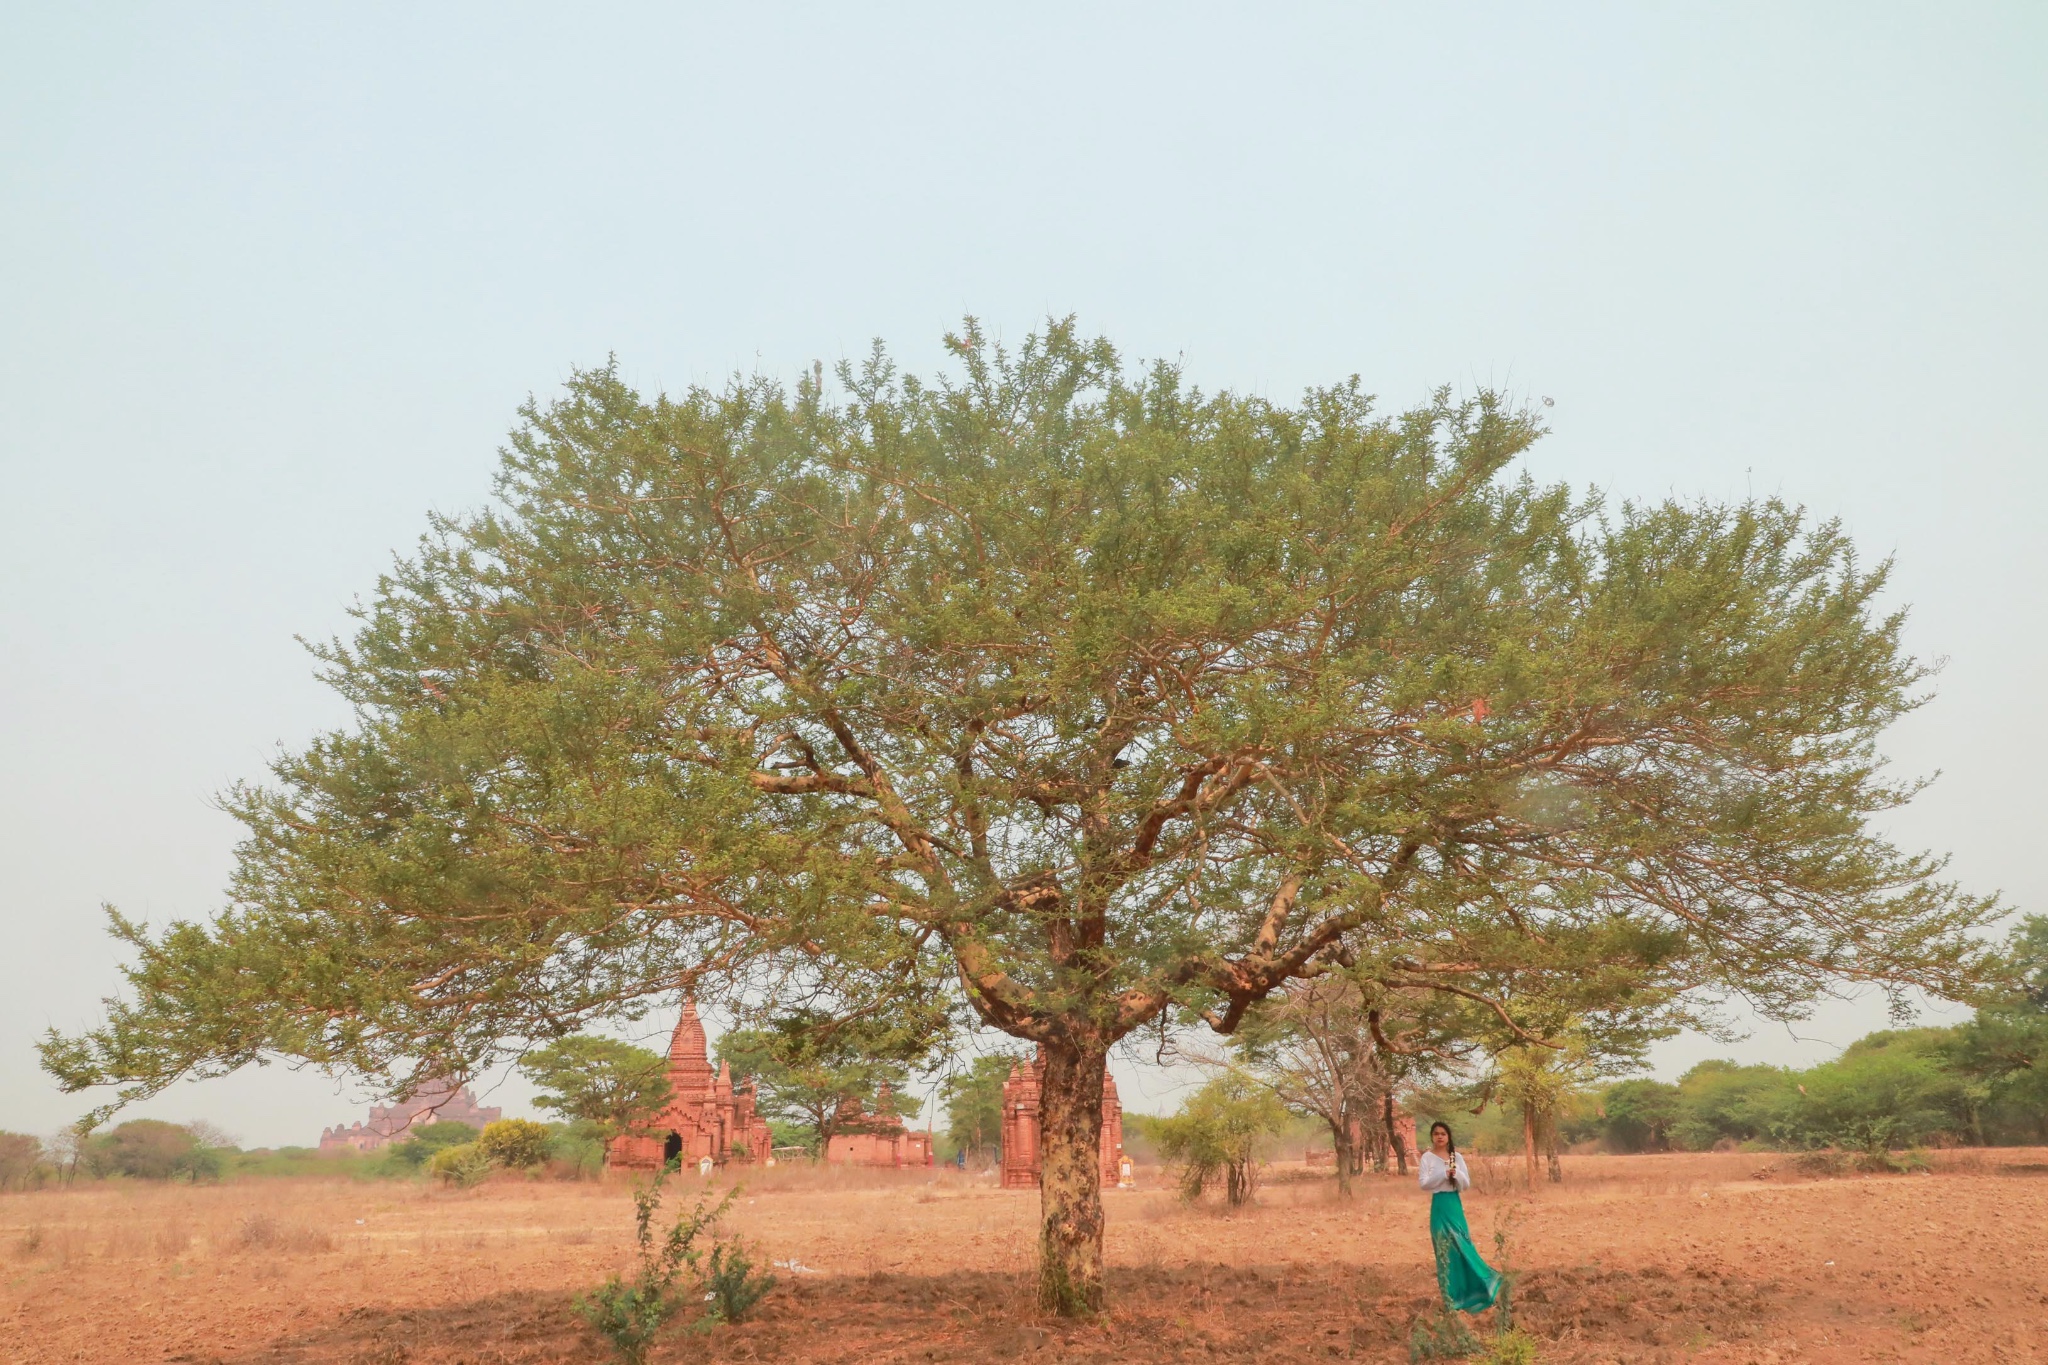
[1384,1091,1408,1177]
[1522,1102,1540,1189]
[1330,1112,1355,1196]
[1545,1113,1563,1184]
[1035,1040,1107,1315]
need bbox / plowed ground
[5,1150,2047,1364]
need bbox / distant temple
[608,1000,775,1170]
[318,1079,502,1152]
[823,1081,934,1168]
[999,1049,1125,1188]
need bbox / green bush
[1784,1033,1971,1151]
[703,1238,777,1325]
[575,1177,739,1364]
[382,1121,480,1170]
[1668,1061,1797,1151]
[427,1141,493,1187]
[477,1118,553,1170]
[1598,1079,1681,1153]
[1408,1309,1482,1360]
[1482,1326,1542,1364]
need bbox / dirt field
[5,1149,2047,1364]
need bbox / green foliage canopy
[41,322,1999,1106]
[1598,1079,1682,1152]
[384,1120,479,1169]
[477,1117,554,1169]
[1951,914,2048,1143]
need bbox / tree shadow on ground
[216,1261,1786,1364]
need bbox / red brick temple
[823,1082,935,1167]
[607,1000,774,1171]
[999,1050,1125,1188]
[318,1080,502,1152]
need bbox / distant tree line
[0,1114,611,1188]
[1428,915,2048,1160]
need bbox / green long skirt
[1429,1190,1502,1313]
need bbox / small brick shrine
[823,1081,935,1168]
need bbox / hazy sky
[4,5,2044,1147]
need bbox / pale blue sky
[3,4,2044,1145]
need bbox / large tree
[44,321,1998,1313]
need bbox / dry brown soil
[5,1149,2047,1364]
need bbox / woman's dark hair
[1429,1121,1456,1156]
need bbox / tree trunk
[1545,1113,1562,1184]
[1522,1102,1539,1189]
[1035,1039,1107,1316]
[1225,1155,1254,1206]
[1384,1090,1407,1177]
[1330,1111,1355,1196]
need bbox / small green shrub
[703,1239,777,1325]
[382,1121,480,1170]
[427,1141,493,1187]
[477,1119,553,1170]
[1409,1310,1481,1361]
[1482,1327,1541,1364]
[575,1176,737,1364]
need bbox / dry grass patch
[2,1152,2046,1362]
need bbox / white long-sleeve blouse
[1417,1150,1471,1193]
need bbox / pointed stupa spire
[715,1058,733,1094]
[666,995,714,1097]
[670,998,709,1065]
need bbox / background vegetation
[1420,915,2048,1158]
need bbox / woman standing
[1418,1121,1501,1312]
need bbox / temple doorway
[663,1132,682,1167]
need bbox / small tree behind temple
[942,1053,1021,1167]
[518,1037,673,1150]
[715,1009,936,1153]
